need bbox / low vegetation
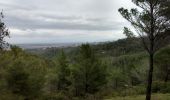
[106,93,170,100]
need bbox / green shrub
[42,92,70,100]
[160,82,170,93]
[0,92,24,100]
[152,81,170,93]
[119,85,145,96]
[110,85,146,97]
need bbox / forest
[0,0,170,100]
[1,37,170,100]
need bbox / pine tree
[71,44,107,97]
[118,0,170,100]
[6,61,30,98]
[56,50,70,91]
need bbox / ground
[105,93,170,100]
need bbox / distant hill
[16,43,81,49]
[25,37,170,59]
[25,38,144,58]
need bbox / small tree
[0,11,10,50]
[118,0,170,100]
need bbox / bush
[110,85,146,97]
[119,85,146,96]
[152,81,170,93]
[0,91,24,100]
[42,92,70,100]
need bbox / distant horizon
[11,39,118,45]
[11,38,123,49]
[9,37,122,45]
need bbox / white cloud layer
[0,0,136,43]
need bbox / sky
[0,0,136,44]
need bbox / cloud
[6,14,125,31]
[0,0,135,43]
[7,29,125,44]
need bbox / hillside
[26,38,145,59]
[0,38,170,100]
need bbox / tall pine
[71,44,107,97]
[56,50,70,91]
[119,0,170,100]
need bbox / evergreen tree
[118,0,170,99]
[4,47,47,100]
[56,50,70,91]
[71,44,107,97]
[6,61,30,99]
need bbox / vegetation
[0,0,170,99]
[70,44,107,98]
[0,11,10,50]
[119,0,170,100]
[1,38,170,100]
[105,93,170,100]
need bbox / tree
[0,11,10,50]
[118,0,170,100]
[56,50,70,91]
[109,68,125,89]
[123,27,135,38]
[45,50,70,98]
[6,61,30,99]
[71,44,107,97]
[4,47,47,100]
[155,46,170,82]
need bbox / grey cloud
[0,0,133,43]
[0,2,36,11]
[6,13,124,31]
[1,0,131,31]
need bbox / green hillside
[1,38,170,100]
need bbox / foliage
[0,11,10,50]
[105,93,170,100]
[154,46,170,82]
[119,0,170,99]
[0,41,170,100]
[123,27,135,38]
[0,46,47,100]
[56,50,71,91]
[70,44,107,97]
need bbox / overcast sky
[0,0,136,44]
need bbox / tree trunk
[165,73,168,82]
[146,1,155,100]
[165,64,169,83]
[146,54,154,100]
[115,79,117,89]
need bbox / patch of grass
[105,93,170,100]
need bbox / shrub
[152,81,170,93]
[42,92,70,100]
